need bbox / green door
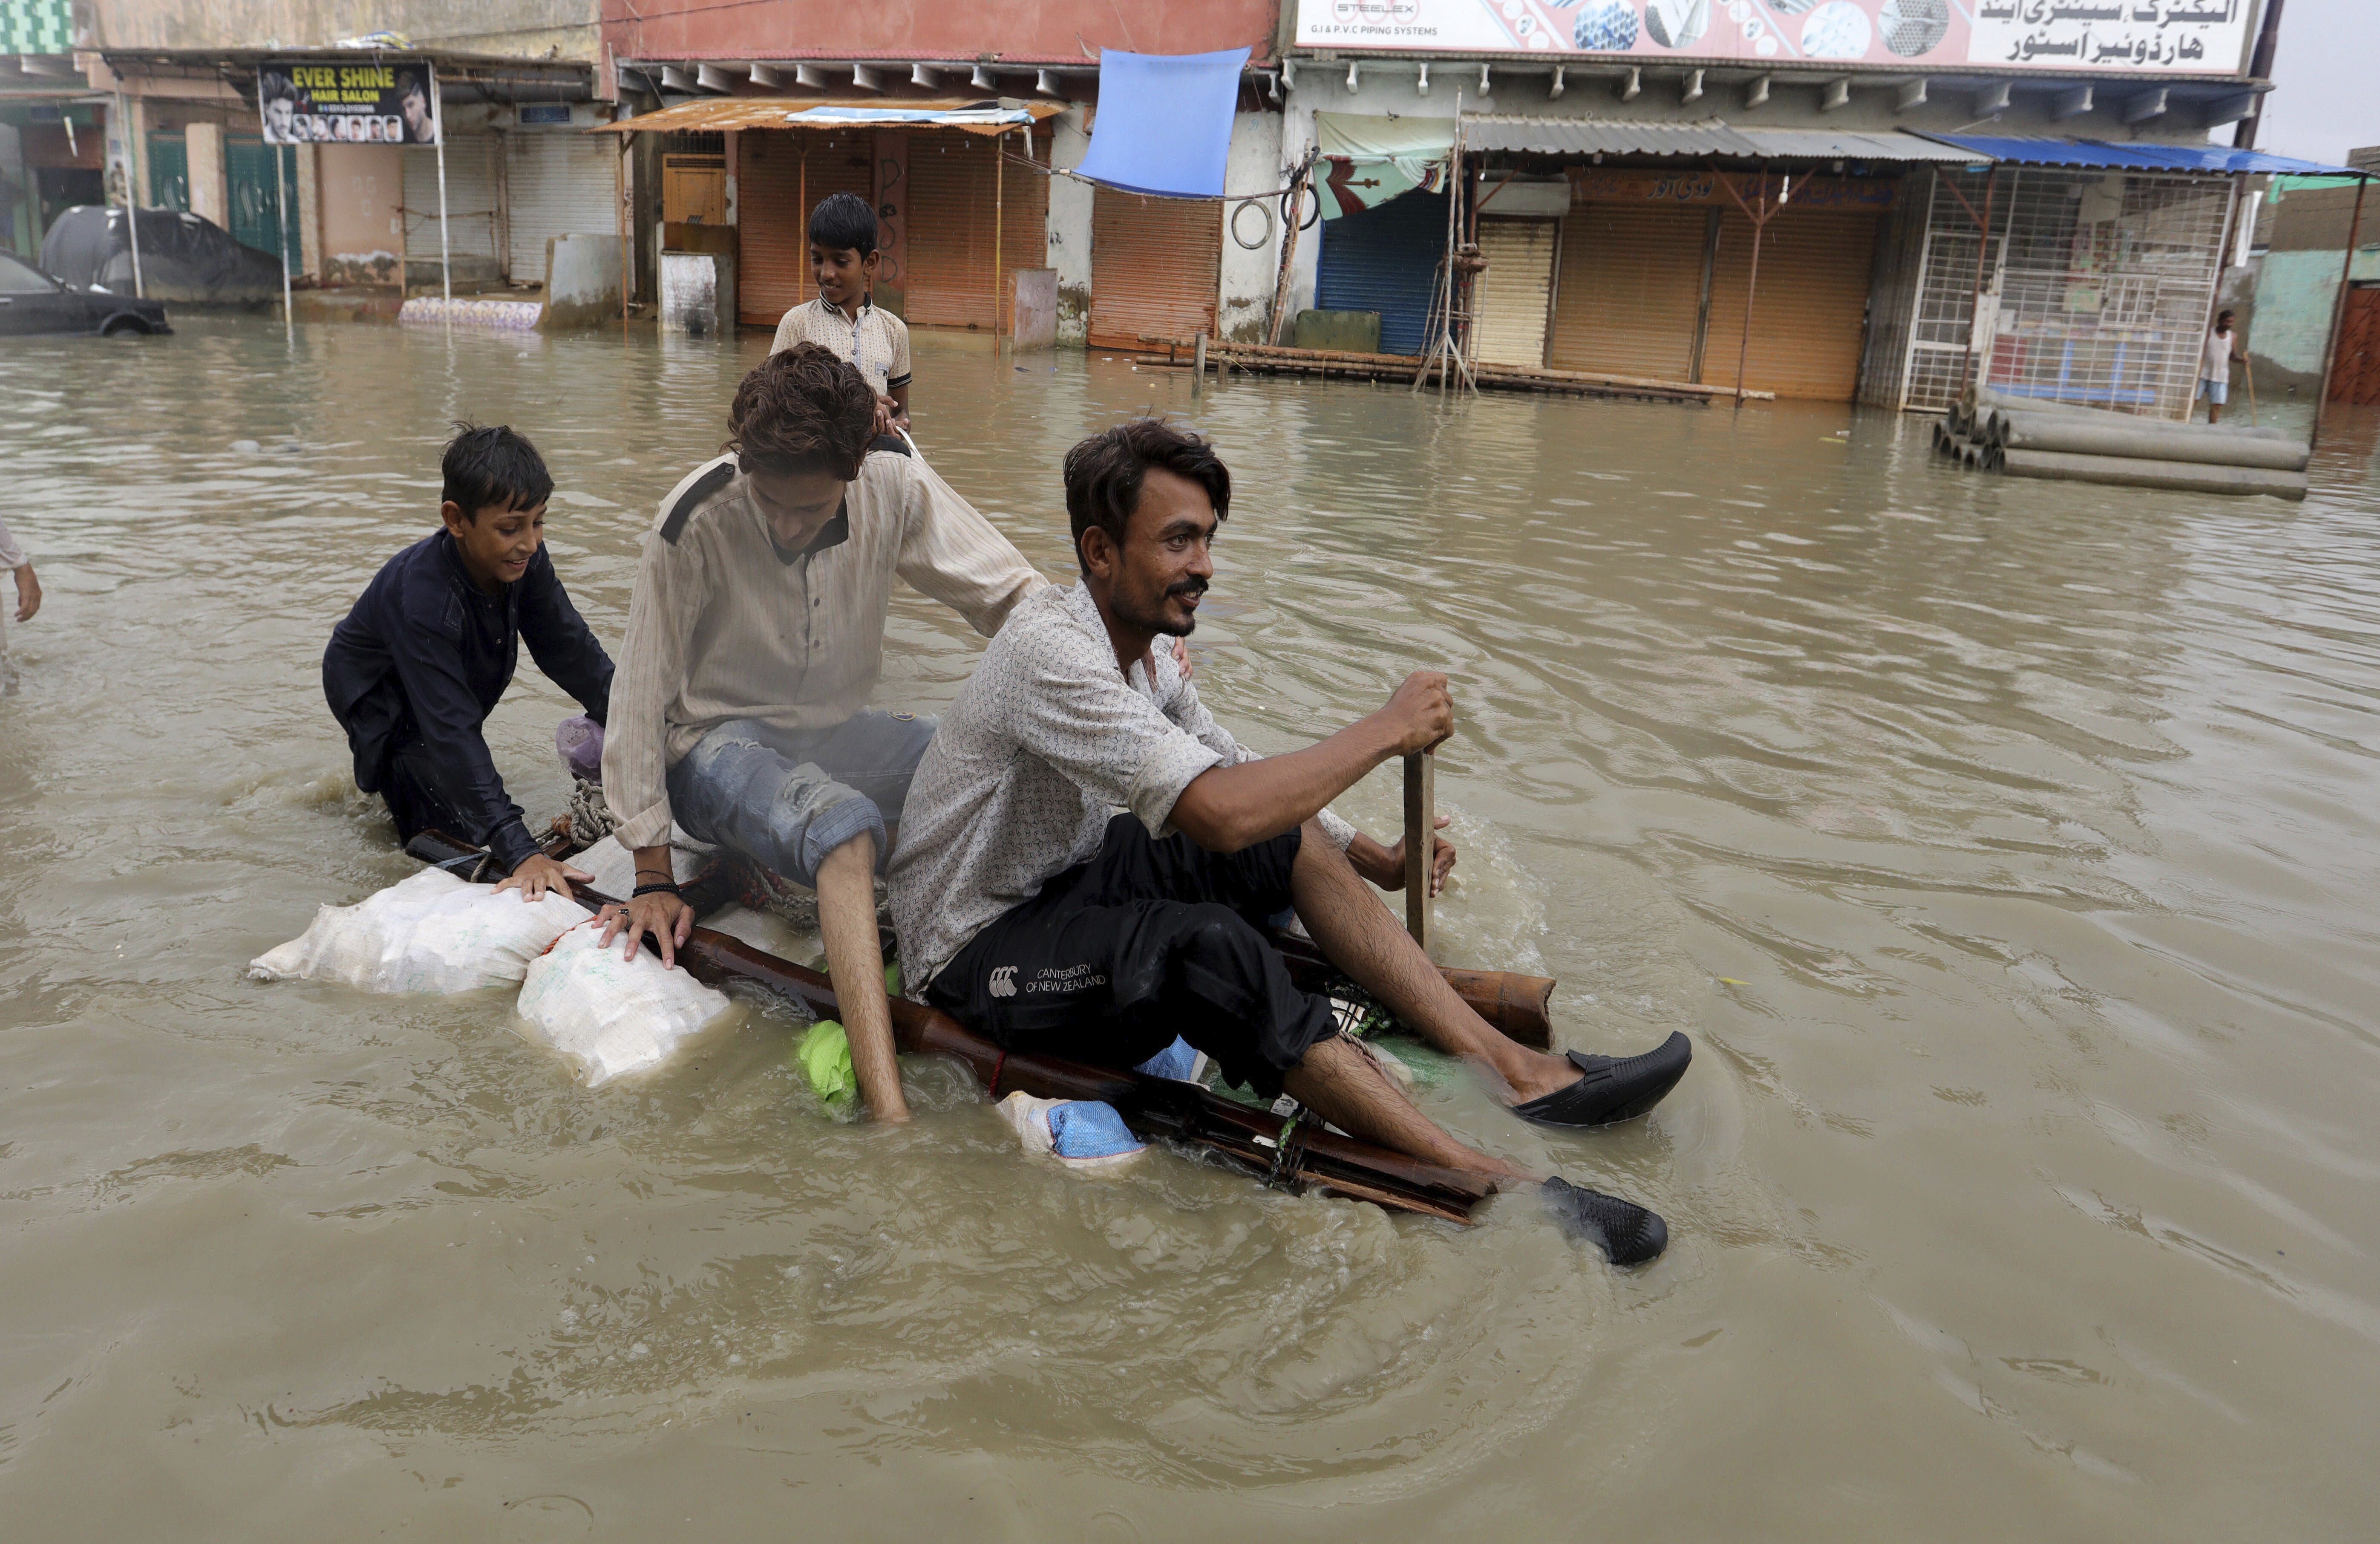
[147,133,188,211]
[224,137,299,263]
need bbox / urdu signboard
[1294,0,2258,75]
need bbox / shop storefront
[502,106,619,286]
[1549,168,1892,400]
[1878,157,2237,418]
[403,133,500,283]
[1088,186,1220,351]
[1313,188,1447,356]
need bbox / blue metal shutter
[1314,189,1446,356]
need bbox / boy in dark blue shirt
[324,424,613,898]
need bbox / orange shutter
[1700,207,1879,401]
[1088,188,1221,351]
[736,131,873,328]
[904,132,1047,333]
[1547,203,1708,383]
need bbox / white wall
[1045,104,1093,346]
[1216,108,1285,342]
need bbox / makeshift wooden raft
[407,830,1565,1226]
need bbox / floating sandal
[1542,1177,1669,1265]
[1511,1032,1692,1129]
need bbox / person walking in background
[0,515,40,696]
[2201,310,2241,424]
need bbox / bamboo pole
[993,128,1005,343]
[2310,173,2369,449]
[435,126,452,307]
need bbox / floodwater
[3,316,2377,1541]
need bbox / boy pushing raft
[889,421,1692,1263]
[322,424,610,902]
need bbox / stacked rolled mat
[1932,387,2309,501]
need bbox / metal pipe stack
[1932,387,2309,501]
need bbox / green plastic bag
[794,1019,857,1107]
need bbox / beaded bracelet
[631,881,682,899]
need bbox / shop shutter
[1547,202,1707,382]
[1700,207,1879,401]
[1088,188,1221,351]
[146,133,188,211]
[1472,216,1556,368]
[403,136,499,262]
[904,132,1047,333]
[225,138,299,264]
[505,128,618,285]
[1312,189,1449,356]
[2333,287,2380,405]
[735,131,874,327]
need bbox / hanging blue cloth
[1072,47,1252,199]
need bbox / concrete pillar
[1045,104,1092,347]
[1279,99,1320,320]
[1217,109,1285,342]
[0,121,27,256]
[295,142,321,280]
[184,119,228,230]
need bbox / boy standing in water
[771,192,912,443]
[0,515,40,695]
[2200,310,2241,424]
[323,425,613,899]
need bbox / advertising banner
[258,60,441,146]
[1294,0,2257,75]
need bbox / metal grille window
[1900,167,2233,418]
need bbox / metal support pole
[993,128,1005,344]
[1403,752,1435,952]
[435,128,452,307]
[1956,167,1998,402]
[1733,167,1768,407]
[115,88,144,300]
[2310,173,2369,448]
[274,143,294,340]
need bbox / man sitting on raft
[888,421,1691,1263]
[594,345,1048,1123]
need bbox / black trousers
[926,814,1340,1099]
[376,737,481,854]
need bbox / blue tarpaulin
[1072,47,1250,199]
[1922,135,2365,178]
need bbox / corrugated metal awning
[1919,135,2363,176]
[1467,119,1993,163]
[1463,117,1763,158]
[598,96,1067,135]
[1731,128,1990,163]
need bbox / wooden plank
[1403,752,1433,952]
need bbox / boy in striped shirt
[771,192,912,443]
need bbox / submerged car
[41,205,282,307]
[0,248,171,337]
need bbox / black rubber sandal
[1542,1177,1669,1265]
[1511,1031,1692,1129]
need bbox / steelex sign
[1294,0,2258,74]
[258,60,441,145]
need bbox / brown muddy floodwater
[3,316,2377,1540]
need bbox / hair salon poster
[258,60,441,146]
[1295,0,2257,73]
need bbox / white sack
[514,922,735,1087]
[248,868,586,994]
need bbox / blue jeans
[665,710,936,887]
